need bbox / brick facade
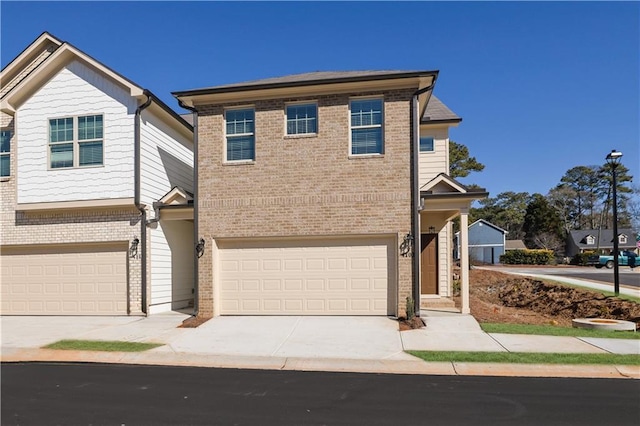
[196,89,416,317]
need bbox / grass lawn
[44,340,163,352]
[480,323,639,339]
[408,351,640,365]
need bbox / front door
[421,234,438,294]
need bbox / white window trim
[349,96,384,158]
[0,129,11,179]
[284,101,318,137]
[47,114,104,170]
[223,106,256,164]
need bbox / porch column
[459,208,470,314]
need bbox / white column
[459,208,470,314]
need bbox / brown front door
[421,234,438,294]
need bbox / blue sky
[1,1,638,198]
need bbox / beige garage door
[1,244,128,315]
[218,238,392,315]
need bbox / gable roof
[506,240,527,250]
[1,32,192,136]
[469,219,508,235]
[568,229,637,250]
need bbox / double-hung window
[286,103,317,135]
[350,98,383,155]
[419,136,434,152]
[225,108,255,162]
[0,130,11,177]
[49,114,103,169]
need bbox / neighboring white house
[1,32,194,315]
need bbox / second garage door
[218,237,393,315]
[1,244,128,315]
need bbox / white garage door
[1,244,128,315]
[218,238,392,315]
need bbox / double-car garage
[217,237,395,316]
[1,244,128,315]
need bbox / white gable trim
[420,173,467,194]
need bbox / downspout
[411,80,436,317]
[178,99,199,318]
[135,91,153,315]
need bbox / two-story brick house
[1,33,195,315]
[174,71,486,318]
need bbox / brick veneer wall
[196,88,416,317]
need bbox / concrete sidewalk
[2,312,638,379]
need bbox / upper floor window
[585,235,595,245]
[225,108,255,162]
[0,130,11,177]
[286,103,317,135]
[420,136,434,152]
[350,98,383,155]
[619,234,628,244]
[49,115,103,169]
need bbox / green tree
[523,193,564,252]
[471,192,531,240]
[449,141,485,179]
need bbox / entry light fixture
[196,238,206,259]
[400,233,414,257]
[129,237,140,258]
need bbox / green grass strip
[408,351,640,365]
[44,339,163,352]
[479,323,639,339]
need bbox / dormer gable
[582,234,596,245]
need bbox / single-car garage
[1,244,128,315]
[216,237,395,315]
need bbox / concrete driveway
[1,314,413,361]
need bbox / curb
[2,348,638,379]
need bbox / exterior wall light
[196,238,206,259]
[400,233,414,257]
[129,237,140,258]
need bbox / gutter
[411,78,437,317]
[178,99,199,318]
[135,91,153,315]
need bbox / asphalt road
[3,363,639,426]
[546,269,640,288]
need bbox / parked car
[587,250,637,269]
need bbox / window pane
[79,141,103,166]
[352,128,382,155]
[226,109,254,135]
[0,155,9,177]
[227,135,255,161]
[351,99,382,126]
[420,136,434,152]
[78,115,103,140]
[286,104,317,134]
[50,143,74,168]
[50,118,73,143]
[0,130,10,153]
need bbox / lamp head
[606,150,623,164]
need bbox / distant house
[505,240,527,251]
[566,229,637,257]
[454,219,507,265]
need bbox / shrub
[406,296,415,320]
[500,249,555,265]
[571,251,596,266]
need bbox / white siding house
[1,32,193,316]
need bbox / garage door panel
[1,245,127,315]
[219,238,392,315]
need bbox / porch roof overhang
[155,204,194,221]
[418,173,488,215]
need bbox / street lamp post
[606,149,623,296]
